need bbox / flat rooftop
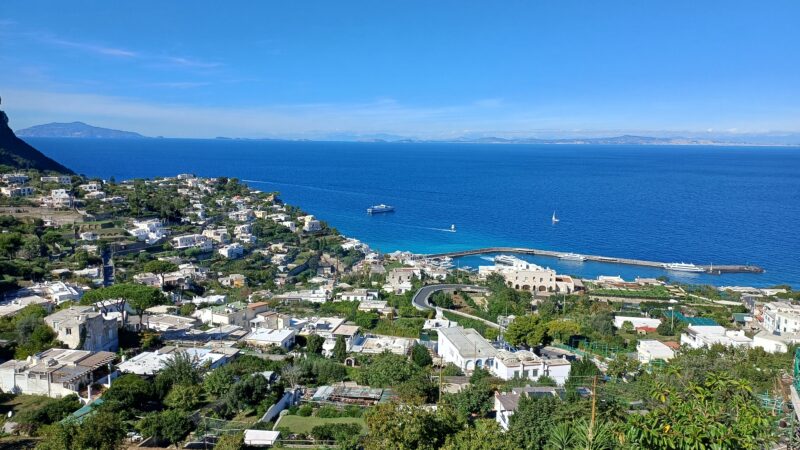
[439,327,497,359]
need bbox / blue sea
[28,138,800,288]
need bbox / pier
[426,247,764,275]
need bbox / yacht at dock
[559,253,586,261]
[662,262,705,273]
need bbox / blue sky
[1,1,798,139]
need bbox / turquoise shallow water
[28,138,800,287]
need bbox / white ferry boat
[367,204,394,214]
[559,253,586,261]
[662,262,705,273]
[494,255,518,265]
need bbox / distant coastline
[15,120,800,146]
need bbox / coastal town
[0,168,798,449]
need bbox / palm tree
[546,422,575,450]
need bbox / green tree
[154,351,204,398]
[306,334,325,355]
[505,314,549,348]
[214,432,244,450]
[103,373,155,412]
[411,343,433,367]
[442,419,517,450]
[509,394,562,450]
[74,410,127,450]
[626,373,775,449]
[81,283,166,326]
[364,402,461,450]
[143,260,179,286]
[360,352,420,387]
[164,383,203,410]
[137,409,193,446]
[444,381,495,419]
[0,232,23,258]
[204,365,236,398]
[605,354,639,379]
[546,319,581,343]
[332,335,347,362]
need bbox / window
[65,328,72,335]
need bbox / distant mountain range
[12,120,800,146]
[0,108,73,173]
[16,121,146,139]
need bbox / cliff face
[0,107,74,174]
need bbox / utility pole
[590,375,598,443]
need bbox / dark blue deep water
[28,138,800,287]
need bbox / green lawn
[0,394,53,427]
[276,415,367,435]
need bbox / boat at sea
[552,211,559,223]
[367,204,394,214]
[494,255,518,265]
[559,253,586,261]
[662,262,705,273]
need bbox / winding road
[412,284,500,329]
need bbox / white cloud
[40,36,138,58]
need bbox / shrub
[297,404,313,417]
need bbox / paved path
[411,284,500,329]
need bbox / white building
[489,350,571,385]
[636,340,675,363]
[144,314,198,333]
[0,349,116,398]
[301,215,322,233]
[219,243,244,259]
[118,347,236,375]
[614,316,662,329]
[44,306,119,352]
[0,294,53,318]
[495,386,561,431]
[244,328,297,350]
[274,289,330,304]
[203,227,231,244]
[752,333,799,354]
[479,260,560,293]
[335,289,379,302]
[680,325,753,349]
[78,183,102,192]
[357,300,393,316]
[244,430,280,447]
[128,219,167,244]
[384,268,421,294]
[437,327,498,371]
[762,302,800,335]
[42,189,73,208]
[40,176,72,184]
[2,173,29,184]
[32,281,83,304]
[172,234,213,251]
[350,335,416,356]
[1,186,34,197]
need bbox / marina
[426,247,764,275]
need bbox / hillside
[0,107,73,173]
[16,121,146,139]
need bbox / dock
[426,247,764,275]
